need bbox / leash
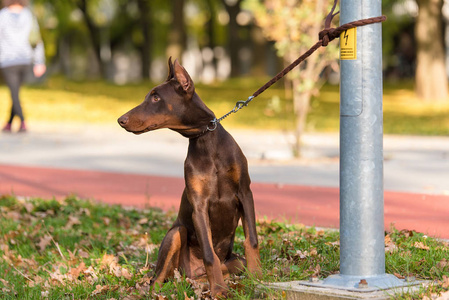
[205,0,386,133]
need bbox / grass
[0,76,448,135]
[0,195,448,299]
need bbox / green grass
[1,77,448,135]
[0,195,448,299]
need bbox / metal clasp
[232,96,254,113]
[206,118,218,131]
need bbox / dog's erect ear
[166,57,175,81]
[173,59,194,97]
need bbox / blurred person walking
[0,0,45,133]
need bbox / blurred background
[1,0,448,156]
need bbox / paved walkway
[0,124,448,238]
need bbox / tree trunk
[77,0,106,78]
[167,0,187,61]
[221,0,243,77]
[292,77,312,157]
[415,0,448,101]
[205,0,218,70]
[137,0,152,79]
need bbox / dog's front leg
[192,209,228,296]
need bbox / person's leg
[1,65,28,132]
[16,65,29,132]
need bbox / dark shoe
[18,122,27,133]
[2,123,11,133]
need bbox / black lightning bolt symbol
[343,30,349,46]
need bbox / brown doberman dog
[117,58,261,297]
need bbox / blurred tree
[75,0,106,76]
[415,0,448,101]
[137,0,152,79]
[221,0,244,77]
[205,0,219,69]
[381,0,416,78]
[248,0,338,156]
[167,0,187,60]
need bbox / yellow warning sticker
[340,28,357,60]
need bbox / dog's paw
[247,258,263,279]
[211,286,229,299]
[251,266,263,279]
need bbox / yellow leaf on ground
[91,284,109,296]
[121,267,133,280]
[101,254,118,267]
[414,242,430,250]
[69,262,86,279]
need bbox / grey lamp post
[322,0,406,289]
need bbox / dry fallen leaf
[325,240,340,247]
[69,262,86,279]
[184,291,193,300]
[78,249,89,258]
[123,296,141,300]
[83,266,98,283]
[138,218,148,225]
[121,267,133,280]
[101,254,118,267]
[91,284,109,296]
[174,269,182,283]
[441,275,449,289]
[48,267,68,286]
[437,259,448,269]
[426,290,449,300]
[437,290,449,299]
[414,242,430,250]
[103,217,111,226]
[80,208,91,217]
[385,235,398,253]
[0,278,10,288]
[21,201,34,213]
[6,211,21,221]
[186,277,206,299]
[135,235,149,248]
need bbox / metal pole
[339,0,385,277]
[322,0,405,289]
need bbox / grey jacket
[0,7,45,68]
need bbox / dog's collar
[189,118,218,139]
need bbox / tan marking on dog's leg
[242,217,262,278]
[152,228,183,284]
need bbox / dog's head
[118,58,214,136]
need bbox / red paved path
[0,163,448,239]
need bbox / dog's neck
[172,93,216,139]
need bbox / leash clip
[207,118,218,132]
[233,96,254,113]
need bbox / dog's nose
[118,115,129,127]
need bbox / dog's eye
[152,95,160,102]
